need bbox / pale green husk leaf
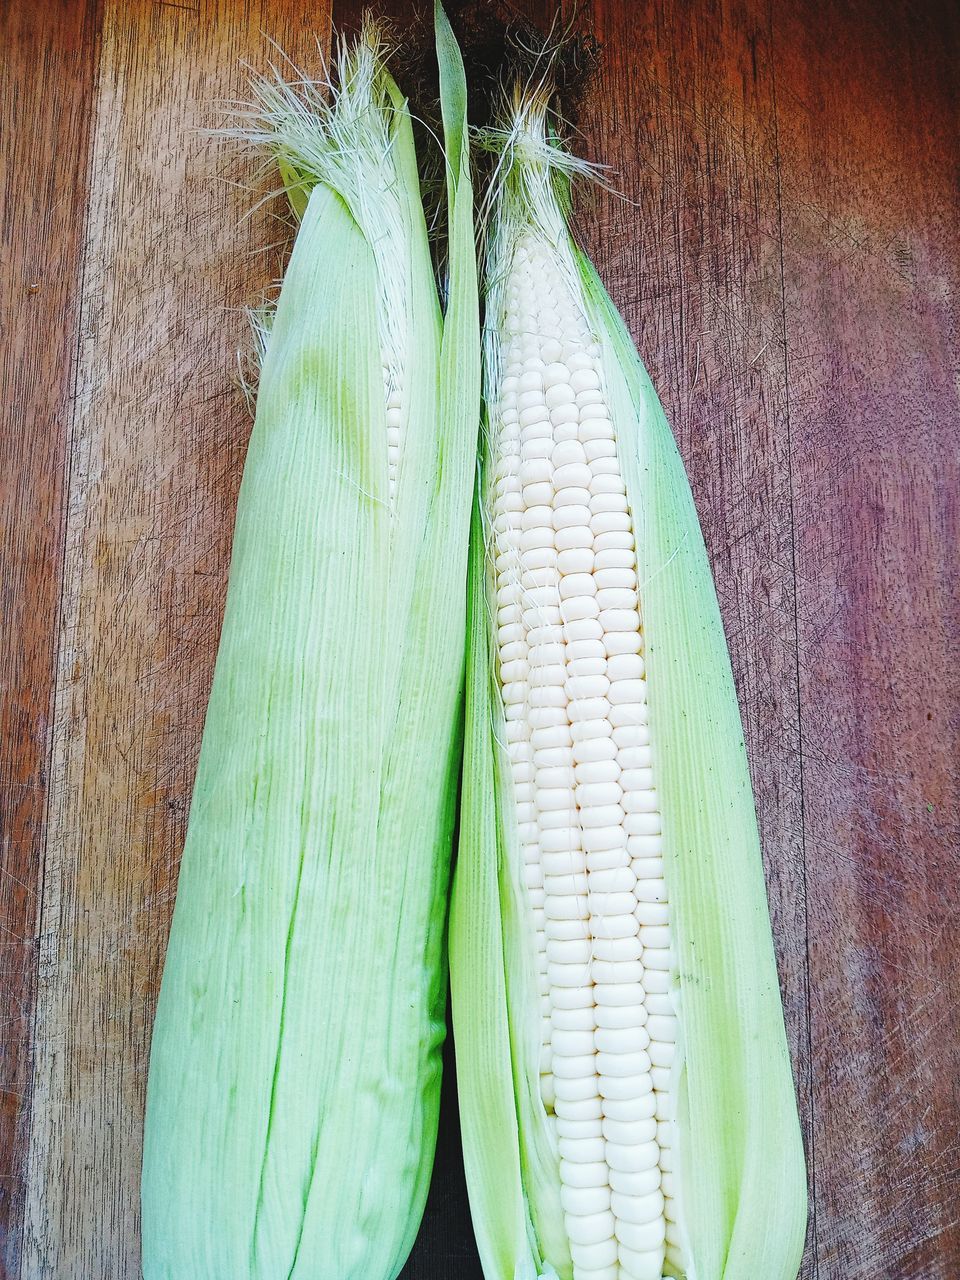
[142,13,478,1278]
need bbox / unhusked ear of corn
[141,12,478,1278]
[450,81,807,1280]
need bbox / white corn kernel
[560,1185,612,1216]
[565,1209,616,1246]
[569,1238,619,1269]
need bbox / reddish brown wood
[2,1,958,1277]
[774,1,960,1276]
[0,4,100,1274]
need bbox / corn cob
[451,80,806,1280]
[141,13,478,1278]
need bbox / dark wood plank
[0,4,100,1275]
[20,3,329,1275]
[773,1,960,1276]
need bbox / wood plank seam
[21,48,101,1280]
[765,2,817,1275]
[0,2,104,1275]
[22,4,184,1270]
[21,0,107,1260]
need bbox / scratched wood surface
[1,0,957,1277]
[0,2,101,1272]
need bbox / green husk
[450,81,806,1280]
[141,12,478,1278]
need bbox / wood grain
[0,3,100,1273]
[774,1,960,1275]
[18,3,328,1276]
[2,0,958,1277]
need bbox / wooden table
[2,1,957,1276]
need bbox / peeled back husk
[450,83,807,1280]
